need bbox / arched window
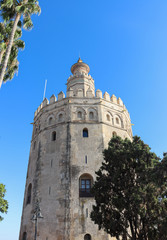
[83,128,88,138]
[26,183,32,205]
[78,111,82,119]
[22,232,27,240]
[116,117,119,124]
[58,114,63,122]
[112,131,117,137]
[49,117,53,125]
[52,131,56,141]
[79,174,93,198]
[106,114,110,121]
[89,112,94,120]
[84,234,91,240]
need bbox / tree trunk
[129,219,136,240]
[0,49,5,65]
[0,13,21,88]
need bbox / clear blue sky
[0,1,167,239]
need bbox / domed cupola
[67,58,95,97]
[71,57,90,75]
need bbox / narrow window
[51,159,53,168]
[106,114,110,121]
[86,208,88,218]
[52,131,56,141]
[78,111,82,119]
[49,117,53,125]
[89,112,94,120]
[22,232,27,240]
[116,117,119,124]
[33,141,36,150]
[85,155,87,164]
[84,234,91,240]
[83,128,88,138]
[112,131,117,137]
[59,114,63,122]
[49,187,51,195]
[26,183,32,205]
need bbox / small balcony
[79,189,93,198]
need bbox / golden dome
[71,58,90,74]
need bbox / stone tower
[19,59,132,240]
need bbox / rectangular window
[79,177,93,198]
[85,155,87,164]
[86,208,88,218]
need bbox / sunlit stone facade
[19,59,132,240]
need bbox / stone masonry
[19,58,133,240]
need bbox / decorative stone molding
[77,89,84,98]
[43,98,49,107]
[86,88,93,98]
[111,94,117,104]
[58,91,65,101]
[103,92,110,101]
[50,94,56,104]
[117,97,123,106]
[96,89,102,98]
[66,88,73,97]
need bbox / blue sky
[0,1,167,239]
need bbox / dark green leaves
[91,136,167,240]
[0,184,8,221]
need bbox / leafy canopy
[0,21,25,81]
[91,136,167,240]
[0,184,8,221]
[0,0,41,86]
[0,0,41,30]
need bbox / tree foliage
[91,136,167,240]
[0,0,41,87]
[0,183,8,221]
[0,21,25,81]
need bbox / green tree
[91,136,167,240]
[0,183,8,221]
[151,152,167,239]
[0,22,25,81]
[0,0,41,87]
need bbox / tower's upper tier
[67,58,95,97]
[34,59,133,139]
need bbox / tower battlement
[35,90,130,119]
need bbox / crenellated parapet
[34,88,130,120]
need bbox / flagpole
[43,79,47,100]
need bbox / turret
[66,58,95,97]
